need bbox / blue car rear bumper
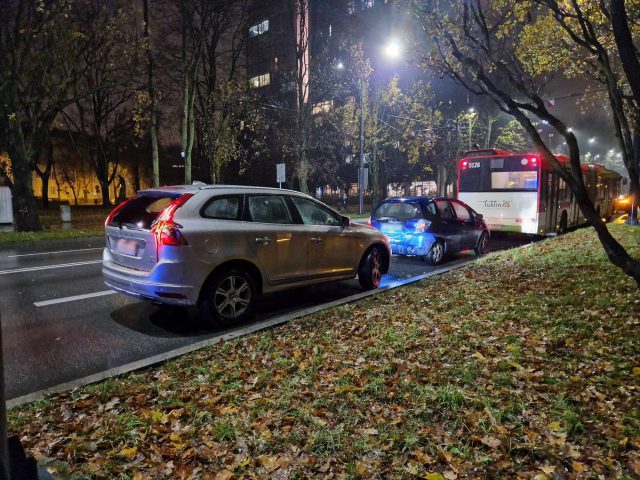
[386,232,436,256]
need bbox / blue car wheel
[424,240,444,265]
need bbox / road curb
[7,261,472,408]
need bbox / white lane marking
[0,260,102,275]
[7,247,103,258]
[34,290,116,307]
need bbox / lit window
[347,1,355,14]
[249,73,270,88]
[363,0,374,9]
[249,19,269,37]
[312,100,332,114]
[329,24,332,37]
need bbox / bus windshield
[459,156,538,192]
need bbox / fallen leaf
[443,470,458,479]
[118,447,137,459]
[539,465,555,475]
[214,470,233,480]
[480,436,501,449]
[424,473,445,480]
[257,455,280,472]
[412,449,435,465]
[571,462,584,473]
[437,450,452,463]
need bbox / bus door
[542,172,559,233]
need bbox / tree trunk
[142,0,160,188]
[100,179,111,206]
[6,129,41,231]
[40,173,50,209]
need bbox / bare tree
[61,0,141,206]
[0,0,91,230]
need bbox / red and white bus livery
[457,149,621,235]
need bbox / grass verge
[0,206,109,245]
[0,227,104,245]
[9,225,640,479]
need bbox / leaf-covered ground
[9,225,640,479]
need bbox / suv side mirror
[475,213,484,220]
[341,216,351,228]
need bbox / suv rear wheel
[198,268,256,326]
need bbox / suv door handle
[255,236,271,245]
[310,237,323,244]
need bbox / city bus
[457,149,621,235]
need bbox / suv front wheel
[199,268,256,326]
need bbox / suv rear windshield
[373,201,422,221]
[107,193,180,229]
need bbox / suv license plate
[114,238,138,256]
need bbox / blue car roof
[383,196,433,203]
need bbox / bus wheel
[424,240,445,265]
[558,211,568,235]
[474,232,489,256]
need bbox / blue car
[370,196,489,265]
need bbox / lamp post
[359,77,365,214]
[337,39,401,215]
[468,107,475,151]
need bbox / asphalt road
[0,232,533,400]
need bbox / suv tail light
[414,219,430,233]
[367,217,372,226]
[151,194,194,247]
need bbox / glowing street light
[384,39,402,59]
[336,61,344,70]
[468,107,475,113]
[589,137,596,143]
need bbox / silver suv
[103,185,390,325]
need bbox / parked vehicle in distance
[457,149,621,234]
[614,194,633,213]
[369,196,488,265]
[102,185,391,325]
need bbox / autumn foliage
[9,225,640,478]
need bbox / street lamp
[353,39,402,215]
[589,137,596,144]
[383,39,402,59]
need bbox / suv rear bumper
[102,260,197,306]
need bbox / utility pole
[359,78,365,215]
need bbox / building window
[329,24,332,37]
[249,19,269,37]
[249,73,271,88]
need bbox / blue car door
[451,200,480,249]
[433,200,460,252]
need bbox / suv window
[435,200,454,220]
[107,193,179,229]
[451,201,471,220]
[291,197,341,226]
[202,196,241,220]
[247,195,292,224]
[374,201,422,221]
